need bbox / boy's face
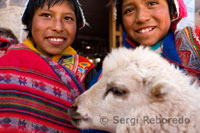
[122,0,171,46]
[31,0,76,57]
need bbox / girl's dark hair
[116,0,176,28]
[22,0,83,38]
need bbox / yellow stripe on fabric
[185,27,200,57]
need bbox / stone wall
[0,0,27,42]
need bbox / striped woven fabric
[0,44,83,132]
[175,26,200,78]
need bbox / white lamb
[68,47,200,133]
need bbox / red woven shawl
[0,44,83,133]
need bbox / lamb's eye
[104,84,128,98]
[110,87,126,96]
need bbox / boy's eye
[147,1,158,7]
[41,13,51,18]
[64,16,74,21]
[124,8,134,15]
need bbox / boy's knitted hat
[170,0,187,31]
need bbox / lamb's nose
[71,102,78,112]
[68,102,78,116]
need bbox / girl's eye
[124,8,134,15]
[64,16,74,21]
[147,1,158,7]
[41,13,51,18]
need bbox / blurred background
[0,0,199,71]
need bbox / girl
[0,0,96,132]
[116,0,200,81]
[22,0,96,89]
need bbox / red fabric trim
[160,42,200,75]
[0,37,11,45]
[78,55,95,78]
[72,55,95,88]
[125,37,137,48]
[194,26,200,50]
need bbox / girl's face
[122,0,171,46]
[31,0,76,57]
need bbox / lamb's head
[68,47,194,132]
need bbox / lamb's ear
[150,83,168,98]
[144,79,172,98]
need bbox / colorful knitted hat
[0,36,12,51]
[170,0,188,31]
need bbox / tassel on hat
[176,0,187,18]
[171,0,188,31]
[76,0,88,28]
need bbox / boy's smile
[136,26,155,34]
[122,0,171,46]
[46,36,66,46]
